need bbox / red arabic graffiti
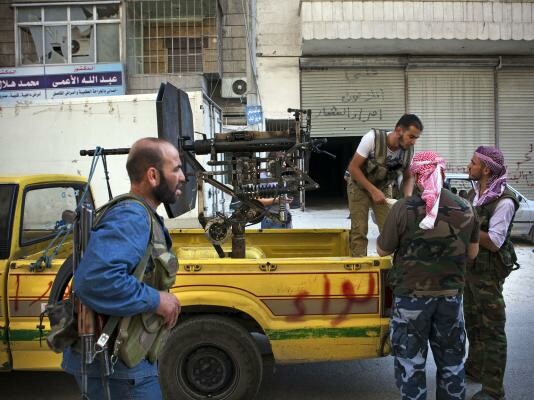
[30,281,53,307]
[286,274,376,326]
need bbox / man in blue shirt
[62,137,185,399]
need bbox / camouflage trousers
[464,269,507,400]
[390,295,466,400]
[347,180,391,257]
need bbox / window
[446,178,473,199]
[126,0,219,74]
[166,37,204,73]
[16,3,121,65]
[20,185,89,245]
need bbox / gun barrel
[80,148,130,156]
[183,138,296,155]
[80,206,94,253]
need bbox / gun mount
[81,83,333,259]
[165,87,333,258]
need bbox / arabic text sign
[0,76,46,91]
[246,105,263,125]
[47,72,122,89]
[0,64,124,103]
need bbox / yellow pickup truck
[0,174,392,400]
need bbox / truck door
[6,182,87,370]
[0,183,18,370]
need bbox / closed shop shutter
[301,68,405,137]
[497,68,534,199]
[407,68,495,173]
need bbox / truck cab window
[21,186,81,245]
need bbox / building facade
[0,0,258,125]
[2,1,533,199]
[256,0,534,199]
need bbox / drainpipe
[494,56,503,148]
[245,0,263,130]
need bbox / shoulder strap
[402,145,414,169]
[481,188,519,216]
[95,193,155,224]
[373,129,388,165]
[467,188,476,203]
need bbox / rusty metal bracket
[183,264,202,272]
[259,262,278,272]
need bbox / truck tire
[159,315,263,400]
[48,256,73,305]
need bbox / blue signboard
[246,105,263,125]
[0,63,125,103]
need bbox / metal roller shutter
[497,68,534,199]
[407,68,495,173]
[301,68,405,137]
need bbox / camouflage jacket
[381,189,479,296]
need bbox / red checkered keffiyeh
[409,151,446,230]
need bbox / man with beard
[346,113,423,256]
[62,138,185,399]
[464,146,519,400]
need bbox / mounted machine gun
[81,82,333,258]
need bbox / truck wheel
[159,315,263,400]
[48,256,73,304]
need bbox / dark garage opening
[306,136,362,207]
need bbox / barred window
[15,3,120,65]
[126,0,220,75]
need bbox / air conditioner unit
[71,26,92,58]
[72,37,91,58]
[221,77,247,98]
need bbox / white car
[445,173,534,244]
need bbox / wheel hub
[184,346,234,394]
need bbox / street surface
[1,206,533,400]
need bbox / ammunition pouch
[115,313,169,368]
[114,243,178,368]
[474,243,519,281]
[46,298,80,353]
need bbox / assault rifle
[72,203,111,400]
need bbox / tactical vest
[388,189,477,296]
[94,194,178,367]
[468,187,519,280]
[354,129,413,191]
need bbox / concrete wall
[127,74,207,94]
[0,92,211,222]
[220,0,247,76]
[256,0,301,119]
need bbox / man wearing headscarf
[464,146,519,400]
[377,151,480,400]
